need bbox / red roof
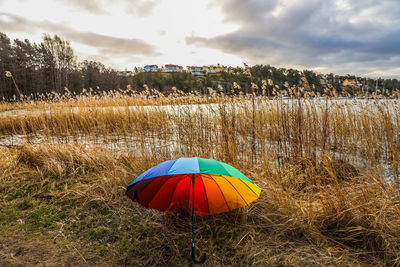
[165,64,178,67]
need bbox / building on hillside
[187,66,206,76]
[343,78,362,87]
[202,65,216,74]
[118,70,133,77]
[201,64,227,74]
[162,64,183,72]
[144,65,158,72]
[214,64,227,73]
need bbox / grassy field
[1,91,400,266]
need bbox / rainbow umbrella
[126,157,261,264]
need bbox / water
[1,98,399,182]
[1,98,398,118]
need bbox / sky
[0,0,399,78]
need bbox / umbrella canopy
[126,157,261,264]
[126,157,261,216]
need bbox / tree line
[1,32,399,100]
[0,32,129,100]
[134,65,400,96]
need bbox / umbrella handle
[191,173,207,264]
[192,246,206,264]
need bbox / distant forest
[1,32,399,100]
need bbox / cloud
[48,26,161,57]
[0,11,33,32]
[58,0,157,16]
[187,0,400,77]
[0,12,161,57]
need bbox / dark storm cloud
[59,0,156,16]
[0,12,161,57]
[188,0,400,76]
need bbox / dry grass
[0,88,222,113]
[1,94,399,178]
[1,144,400,265]
[1,88,400,265]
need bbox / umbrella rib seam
[209,175,232,213]
[187,174,192,212]
[146,176,173,208]
[127,165,155,188]
[221,175,249,206]
[165,174,186,211]
[235,177,260,198]
[200,174,210,215]
[219,162,252,183]
[127,177,156,195]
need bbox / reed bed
[1,89,400,265]
[0,88,221,113]
[0,94,399,182]
[1,144,399,265]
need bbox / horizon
[1,0,399,79]
[120,64,397,81]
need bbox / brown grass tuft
[1,90,400,265]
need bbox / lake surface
[1,98,399,182]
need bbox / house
[118,70,133,77]
[162,64,183,72]
[202,64,227,74]
[144,65,158,72]
[187,66,206,76]
[343,78,362,87]
[214,64,227,73]
[202,65,216,74]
